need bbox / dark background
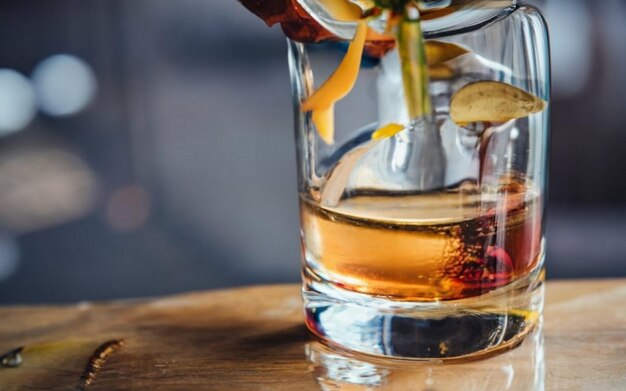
[0,0,624,304]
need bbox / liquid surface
[300,175,542,301]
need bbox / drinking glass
[306,323,545,388]
[288,1,549,360]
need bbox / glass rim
[294,0,520,40]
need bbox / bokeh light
[0,69,37,135]
[0,146,99,233]
[31,54,97,117]
[105,185,151,232]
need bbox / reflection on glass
[306,321,544,390]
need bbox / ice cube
[386,117,447,191]
[320,119,450,204]
[321,142,372,207]
[376,49,448,191]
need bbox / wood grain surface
[0,280,625,390]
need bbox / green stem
[397,6,432,120]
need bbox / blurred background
[0,0,624,304]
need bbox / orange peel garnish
[371,123,405,140]
[301,21,368,144]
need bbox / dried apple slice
[450,81,546,125]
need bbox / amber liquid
[300,175,542,301]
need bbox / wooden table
[1,280,625,390]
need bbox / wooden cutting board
[1,280,625,390]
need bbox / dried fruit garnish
[237,0,293,27]
[239,1,488,143]
[239,0,337,43]
[301,22,368,144]
[450,81,546,125]
[371,123,405,140]
[425,41,468,66]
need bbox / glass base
[303,266,544,361]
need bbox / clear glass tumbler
[289,1,549,360]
